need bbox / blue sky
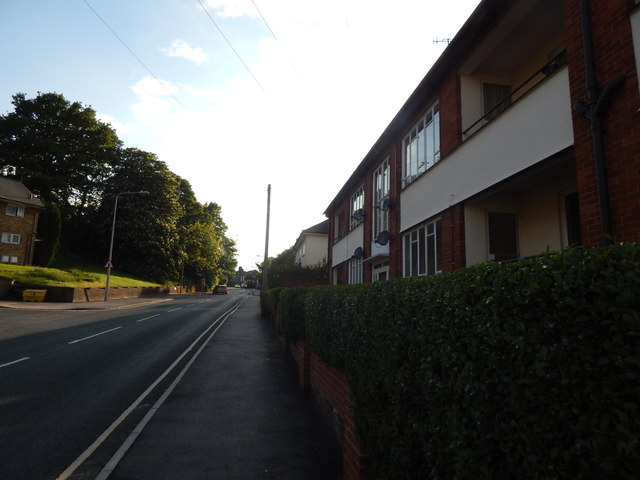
[1,0,481,270]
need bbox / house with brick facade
[325,0,640,285]
[0,176,45,266]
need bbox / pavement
[1,294,344,479]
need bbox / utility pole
[262,184,271,291]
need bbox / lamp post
[104,191,149,301]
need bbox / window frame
[6,205,25,218]
[372,157,390,238]
[402,102,440,187]
[348,257,363,284]
[1,233,21,245]
[349,185,365,230]
[403,219,442,277]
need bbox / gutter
[574,0,626,245]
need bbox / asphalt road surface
[0,290,248,480]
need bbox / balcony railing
[462,51,568,138]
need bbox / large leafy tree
[0,92,121,221]
[176,181,222,289]
[204,202,237,283]
[96,148,182,283]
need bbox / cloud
[161,39,209,64]
[130,76,181,126]
[204,0,257,18]
[96,113,137,135]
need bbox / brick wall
[0,201,39,265]
[564,0,640,245]
[287,337,391,479]
[440,204,466,273]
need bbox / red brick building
[325,0,640,285]
[0,176,45,266]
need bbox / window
[6,205,25,217]
[563,192,582,247]
[349,257,363,284]
[334,214,341,239]
[488,212,518,262]
[1,255,18,264]
[1,233,21,244]
[350,186,364,230]
[373,158,390,238]
[483,83,511,121]
[402,103,440,187]
[372,261,389,282]
[403,219,441,277]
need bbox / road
[0,290,249,480]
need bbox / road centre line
[68,327,122,345]
[185,303,196,308]
[167,307,183,312]
[136,314,160,323]
[58,296,248,480]
[0,357,30,369]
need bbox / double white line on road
[57,296,248,480]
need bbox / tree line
[0,92,236,288]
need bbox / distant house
[294,219,329,267]
[0,177,45,266]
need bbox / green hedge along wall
[275,244,639,480]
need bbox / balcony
[401,64,573,232]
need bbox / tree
[33,202,61,267]
[96,148,182,283]
[204,202,237,284]
[0,92,121,222]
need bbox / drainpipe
[575,0,626,245]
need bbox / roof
[293,219,329,251]
[301,219,329,235]
[0,176,45,208]
[324,0,511,215]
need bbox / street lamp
[104,190,150,301]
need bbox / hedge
[300,244,640,480]
[277,287,308,340]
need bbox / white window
[350,186,364,230]
[373,158,390,238]
[6,205,25,217]
[348,257,363,284]
[372,261,389,282]
[1,255,18,263]
[1,233,21,244]
[403,219,441,277]
[402,103,440,187]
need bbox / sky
[0,0,481,272]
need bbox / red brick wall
[389,142,404,278]
[440,204,466,273]
[439,70,463,158]
[0,201,39,265]
[564,0,640,245]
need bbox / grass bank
[0,262,160,288]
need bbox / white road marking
[68,327,122,345]
[59,297,248,480]
[136,314,160,323]
[0,357,30,369]
[185,303,195,308]
[167,307,183,312]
